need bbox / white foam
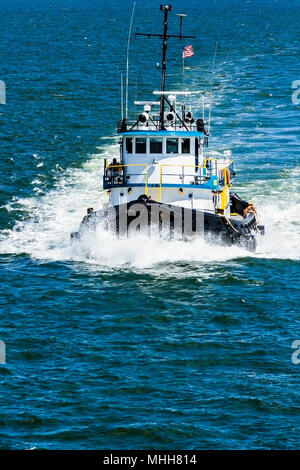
[255,201,300,260]
[0,146,299,268]
[72,231,250,269]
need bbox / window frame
[166,138,179,155]
[150,137,163,154]
[125,137,133,154]
[181,138,191,155]
[135,137,147,154]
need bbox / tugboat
[71,5,264,251]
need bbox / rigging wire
[208,41,218,135]
[206,0,232,135]
[125,1,136,119]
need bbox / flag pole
[182,45,195,87]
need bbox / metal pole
[177,14,186,40]
[121,73,124,120]
[177,14,187,90]
[160,6,169,130]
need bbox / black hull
[71,194,264,252]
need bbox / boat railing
[158,162,219,202]
[103,158,229,207]
[221,165,229,210]
[117,119,201,133]
[103,161,149,195]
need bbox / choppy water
[0,0,299,450]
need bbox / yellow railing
[158,160,223,202]
[158,163,207,202]
[105,162,149,195]
[203,157,219,169]
[105,159,231,210]
[221,168,228,210]
[158,160,231,210]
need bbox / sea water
[0,0,299,449]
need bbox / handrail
[158,162,219,202]
[221,168,228,210]
[203,157,219,169]
[105,163,149,195]
[204,158,232,211]
[117,119,198,133]
[104,160,231,209]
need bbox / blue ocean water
[0,0,299,450]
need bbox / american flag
[182,44,194,59]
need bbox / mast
[160,5,169,129]
[135,4,195,130]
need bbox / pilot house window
[166,138,178,154]
[135,138,147,153]
[181,138,190,154]
[150,138,163,153]
[126,138,133,153]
